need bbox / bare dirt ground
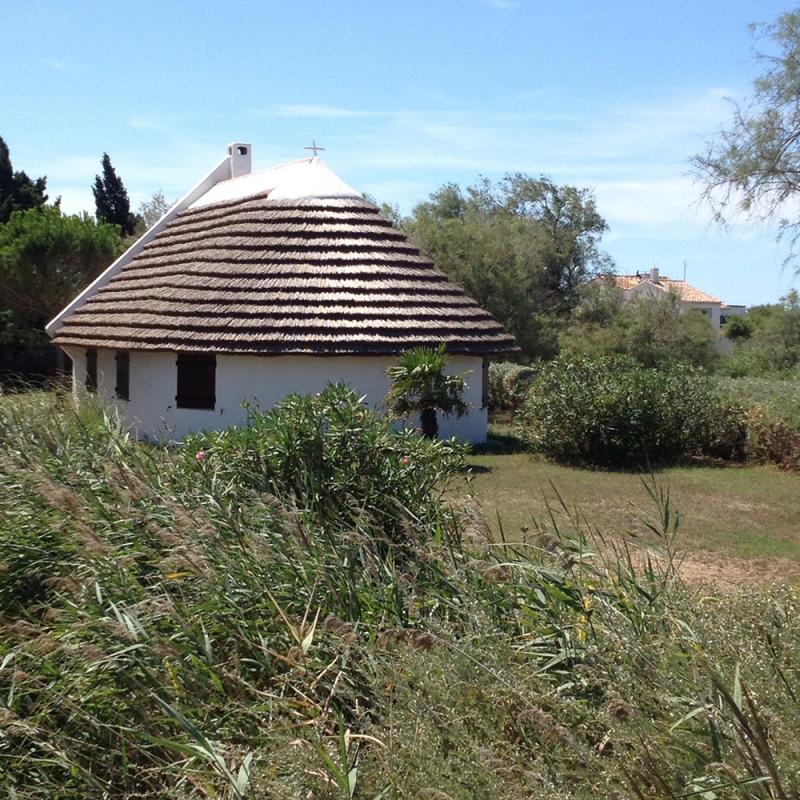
[676,550,800,588]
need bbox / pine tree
[93,153,136,236]
[0,136,48,223]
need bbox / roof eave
[50,338,519,358]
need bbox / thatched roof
[51,182,516,356]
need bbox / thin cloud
[307,88,758,232]
[260,104,391,119]
[40,58,71,72]
[51,87,765,236]
[480,0,519,9]
[127,116,169,132]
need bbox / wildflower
[401,456,410,465]
[195,450,206,462]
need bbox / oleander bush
[2,390,800,798]
[518,354,743,467]
[182,384,467,545]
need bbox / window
[115,351,130,400]
[85,349,97,393]
[176,353,216,409]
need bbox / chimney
[227,142,252,178]
[649,266,660,283]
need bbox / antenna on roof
[683,260,687,283]
[304,140,325,157]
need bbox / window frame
[175,353,216,410]
[85,349,97,393]
[115,351,130,401]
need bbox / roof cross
[304,140,325,157]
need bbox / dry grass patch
[460,435,800,583]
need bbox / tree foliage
[386,345,468,438]
[93,153,137,236]
[722,290,800,375]
[402,174,611,358]
[0,206,123,331]
[0,136,47,224]
[693,9,800,267]
[561,284,719,368]
[137,189,172,231]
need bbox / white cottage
[46,144,516,443]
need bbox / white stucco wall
[692,303,721,330]
[63,348,488,444]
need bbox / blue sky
[2,0,799,305]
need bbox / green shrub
[182,383,467,546]
[718,376,800,427]
[717,377,800,470]
[745,406,800,470]
[518,354,742,467]
[487,361,539,412]
[723,314,753,340]
[718,292,800,376]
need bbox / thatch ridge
[53,194,517,356]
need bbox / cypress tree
[0,138,14,212]
[0,136,48,223]
[93,153,136,236]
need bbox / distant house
[598,267,744,331]
[720,304,747,326]
[45,143,516,443]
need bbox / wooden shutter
[176,353,216,409]
[85,349,97,393]
[115,351,130,400]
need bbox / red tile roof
[602,274,721,304]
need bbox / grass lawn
[457,428,800,584]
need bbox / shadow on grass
[472,432,754,476]
[471,429,528,456]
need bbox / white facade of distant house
[64,347,489,444]
[690,301,722,330]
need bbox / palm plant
[385,344,469,438]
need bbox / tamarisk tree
[693,8,800,269]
